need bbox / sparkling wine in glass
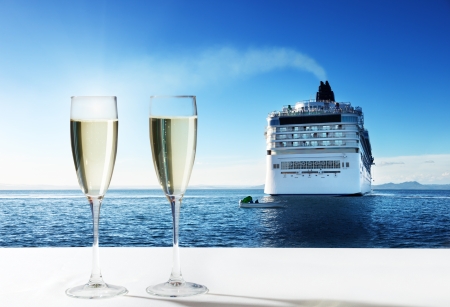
[146,95,208,297]
[66,96,128,299]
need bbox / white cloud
[372,154,450,184]
[377,161,404,166]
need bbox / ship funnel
[316,80,335,102]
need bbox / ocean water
[0,189,449,248]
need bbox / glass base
[66,282,128,299]
[146,281,208,298]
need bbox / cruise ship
[264,81,374,195]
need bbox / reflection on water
[0,189,449,247]
[255,195,375,247]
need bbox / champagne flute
[147,95,208,297]
[66,96,128,299]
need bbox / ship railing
[273,125,357,133]
[272,132,357,141]
[269,106,362,118]
[294,99,353,106]
[272,140,359,148]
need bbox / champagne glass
[147,95,208,297]
[66,96,128,299]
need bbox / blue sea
[1,189,449,248]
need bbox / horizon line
[1,181,450,191]
[0,184,266,190]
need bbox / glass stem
[88,196,105,286]
[168,195,184,286]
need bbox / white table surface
[1,247,449,307]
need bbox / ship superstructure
[264,81,374,195]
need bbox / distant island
[373,181,450,190]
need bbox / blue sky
[0,0,449,188]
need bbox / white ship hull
[264,152,371,195]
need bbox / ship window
[280,160,341,170]
[342,116,357,123]
[273,164,280,169]
[346,162,350,167]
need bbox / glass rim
[71,95,117,99]
[150,95,196,99]
[71,96,118,120]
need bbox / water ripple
[0,189,449,248]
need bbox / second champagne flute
[147,95,208,297]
